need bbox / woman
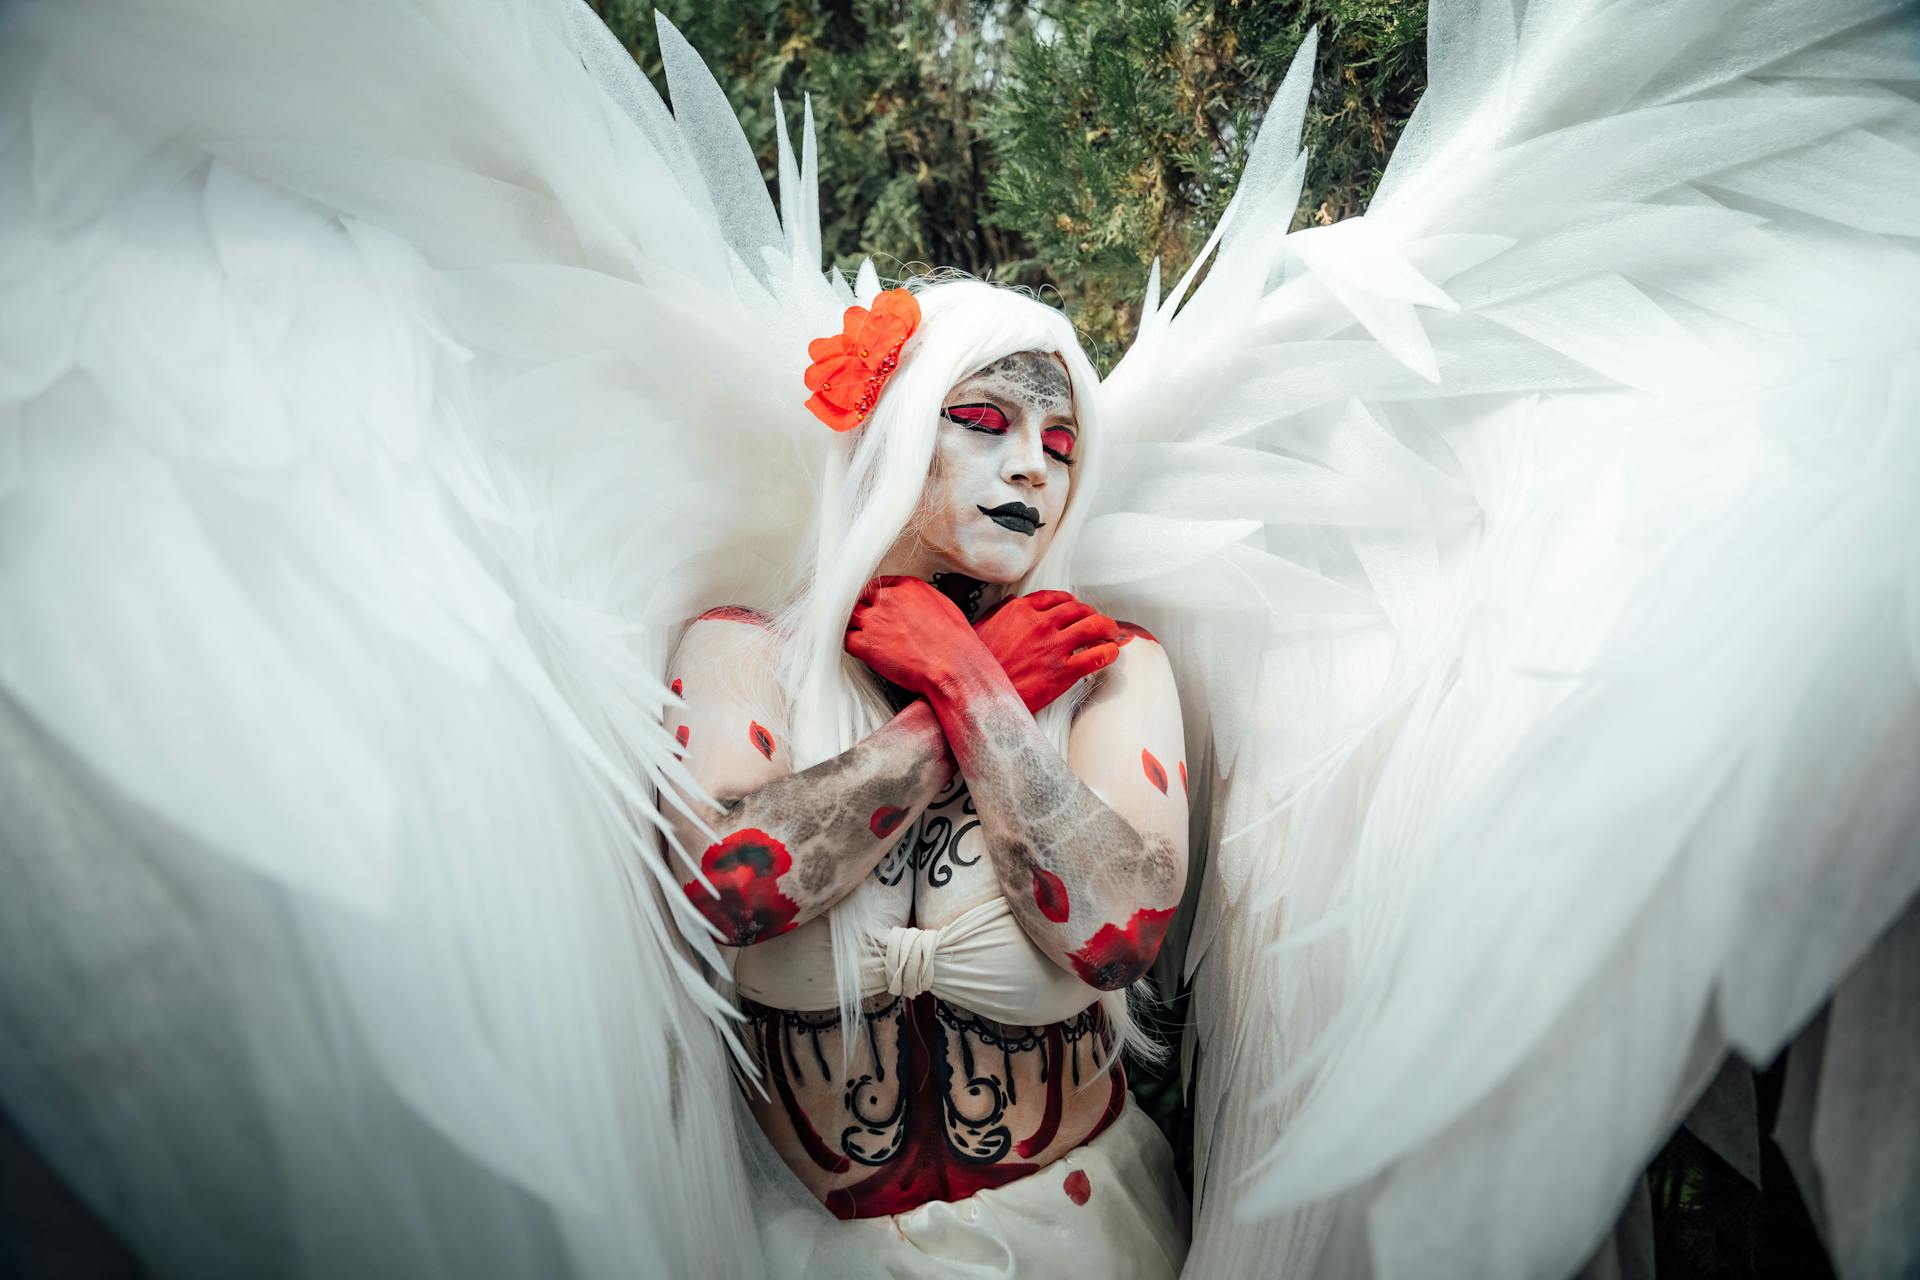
[664,281,1188,1271]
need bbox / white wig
[767,276,1151,1064]
[778,276,1106,769]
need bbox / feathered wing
[0,1,859,1275]
[1078,2,1920,1276]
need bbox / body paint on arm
[667,614,957,946]
[923,677,1182,991]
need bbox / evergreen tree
[595,1,1040,279]
[987,0,1425,362]
[596,1,1425,368]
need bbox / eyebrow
[945,400,1008,418]
[948,387,1077,423]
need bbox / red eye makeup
[944,403,1077,465]
[943,403,1007,431]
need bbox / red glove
[974,590,1119,713]
[844,576,995,698]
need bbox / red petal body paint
[1141,748,1167,794]
[1179,760,1188,796]
[670,678,682,697]
[683,829,799,946]
[696,604,770,625]
[1069,906,1176,990]
[1063,1169,1091,1205]
[1115,620,1159,647]
[869,805,907,839]
[675,724,690,748]
[1032,866,1071,923]
[749,721,776,759]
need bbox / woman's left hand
[975,590,1119,713]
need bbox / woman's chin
[949,546,1040,584]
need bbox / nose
[1000,427,1048,488]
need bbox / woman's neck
[930,572,991,622]
[873,542,1003,622]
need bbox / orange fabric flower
[803,288,921,432]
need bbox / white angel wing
[0,1,859,1275]
[1080,1,1920,1276]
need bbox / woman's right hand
[844,575,989,697]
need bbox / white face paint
[889,350,1079,585]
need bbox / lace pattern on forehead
[952,351,1074,416]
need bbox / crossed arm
[663,585,1189,990]
[661,612,954,946]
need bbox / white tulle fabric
[1068,3,1920,1278]
[731,896,1102,1025]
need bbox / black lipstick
[978,502,1044,536]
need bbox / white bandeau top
[729,895,1098,1027]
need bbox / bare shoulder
[1067,617,1189,822]
[1080,618,1178,712]
[667,604,789,775]
[671,604,784,714]
[691,605,775,628]
[675,604,778,666]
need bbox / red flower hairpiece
[803,288,921,432]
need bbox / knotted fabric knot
[881,925,940,999]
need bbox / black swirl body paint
[743,994,1121,1219]
[873,773,981,888]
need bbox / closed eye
[1042,426,1076,464]
[943,403,1007,432]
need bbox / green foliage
[592,1,1425,367]
[597,1,1042,280]
[986,0,1426,360]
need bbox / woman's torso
[735,772,1125,1219]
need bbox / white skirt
[762,1099,1188,1279]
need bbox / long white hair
[777,276,1106,770]
[768,276,1151,1063]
